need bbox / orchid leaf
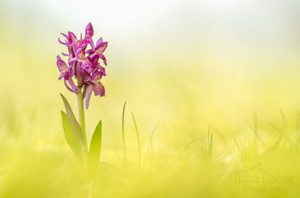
[88,120,102,178]
[61,111,84,159]
[60,93,87,147]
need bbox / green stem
[77,88,90,196]
[77,88,87,144]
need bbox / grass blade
[171,139,195,167]
[252,113,265,147]
[122,101,127,167]
[131,112,141,169]
[208,129,213,158]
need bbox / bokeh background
[1,0,300,149]
[1,0,300,197]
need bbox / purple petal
[91,69,101,80]
[93,81,105,96]
[58,38,67,45]
[97,41,108,53]
[85,22,94,38]
[75,47,83,56]
[68,57,78,65]
[67,79,78,93]
[81,59,94,73]
[84,85,93,109]
[64,79,78,94]
[61,33,68,39]
[62,52,69,56]
[60,69,73,80]
[95,38,103,49]
[68,31,77,42]
[76,39,89,48]
[99,54,107,65]
[56,56,68,72]
[86,49,93,54]
[99,66,106,76]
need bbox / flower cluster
[56,22,108,109]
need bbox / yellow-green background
[1,0,300,197]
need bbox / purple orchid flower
[84,72,106,109]
[56,56,78,93]
[56,22,108,109]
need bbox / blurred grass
[1,57,300,197]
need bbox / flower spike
[56,23,108,109]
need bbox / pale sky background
[1,0,300,72]
[1,0,300,43]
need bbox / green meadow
[1,52,300,197]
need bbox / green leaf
[88,120,102,178]
[60,94,87,147]
[61,111,84,158]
